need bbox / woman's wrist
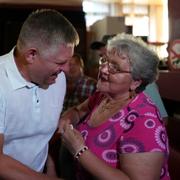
[74,145,88,159]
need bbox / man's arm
[0,134,62,180]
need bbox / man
[0,9,79,179]
[63,53,97,112]
[90,34,115,57]
[90,34,168,121]
[88,34,116,78]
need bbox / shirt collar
[6,48,36,90]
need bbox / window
[83,0,169,59]
[83,1,110,28]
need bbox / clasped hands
[58,117,85,156]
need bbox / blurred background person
[58,53,97,179]
[63,53,97,112]
[90,34,116,58]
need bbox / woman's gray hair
[107,33,159,93]
[17,9,79,52]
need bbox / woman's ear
[130,79,142,91]
[24,48,38,64]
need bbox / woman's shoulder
[129,92,162,120]
[131,92,158,109]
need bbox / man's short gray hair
[17,9,79,52]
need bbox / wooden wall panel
[0,4,87,59]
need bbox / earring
[129,89,136,99]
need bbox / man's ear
[24,48,38,64]
[130,79,142,91]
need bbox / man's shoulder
[0,62,11,90]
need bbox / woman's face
[97,51,138,98]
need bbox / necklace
[88,95,131,127]
[101,96,130,112]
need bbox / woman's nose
[99,63,109,73]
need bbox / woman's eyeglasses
[99,57,131,74]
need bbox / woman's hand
[57,116,71,134]
[58,99,90,135]
[57,105,83,134]
[61,124,85,156]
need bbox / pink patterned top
[76,91,170,180]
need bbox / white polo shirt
[0,49,66,172]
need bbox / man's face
[30,43,74,88]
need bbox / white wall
[90,16,126,41]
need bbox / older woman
[59,33,169,180]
